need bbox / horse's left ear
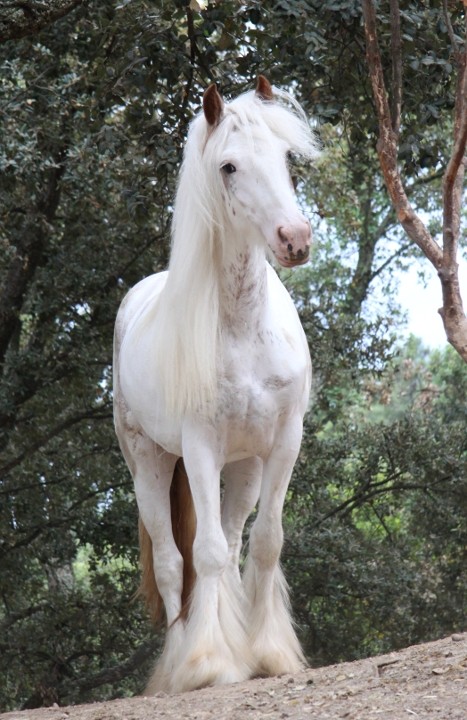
[256,75,274,101]
[203,83,224,127]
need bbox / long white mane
[139,86,318,418]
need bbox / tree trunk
[362,0,467,361]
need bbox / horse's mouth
[275,249,310,268]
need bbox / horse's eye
[222,163,236,174]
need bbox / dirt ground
[2,634,466,720]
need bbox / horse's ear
[203,84,224,127]
[256,75,274,101]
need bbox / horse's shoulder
[127,271,167,300]
[117,271,168,339]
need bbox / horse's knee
[250,518,283,571]
[193,528,228,578]
[154,548,184,603]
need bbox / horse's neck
[218,236,268,335]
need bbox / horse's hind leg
[243,414,306,677]
[222,457,262,576]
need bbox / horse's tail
[137,458,197,625]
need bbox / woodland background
[0,0,466,712]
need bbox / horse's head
[202,76,317,268]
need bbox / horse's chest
[219,384,288,459]
[216,336,307,458]
[219,366,295,416]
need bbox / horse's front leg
[170,424,254,691]
[116,419,185,693]
[244,413,306,677]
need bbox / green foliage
[1,0,466,712]
[284,343,467,665]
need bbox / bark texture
[362,0,467,360]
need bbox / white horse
[113,76,318,694]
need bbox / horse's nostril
[278,223,311,248]
[278,226,289,245]
[296,248,304,258]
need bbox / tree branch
[3,480,132,556]
[22,637,160,708]
[439,27,467,357]
[73,638,159,694]
[0,0,85,43]
[182,6,197,114]
[443,49,467,263]
[361,0,443,270]
[443,0,461,57]
[389,0,402,137]
[362,0,467,360]
[0,405,113,477]
[0,602,48,634]
[344,164,446,316]
[0,143,67,368]
[314,472,454,528]
[369,240,412,283]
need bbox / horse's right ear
[203,84,224,127]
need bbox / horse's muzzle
[275,221,311,267]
